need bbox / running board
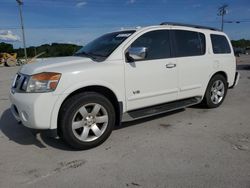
[122,97,202,122]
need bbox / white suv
[10,23,239,149]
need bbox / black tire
[202,74,228,108]
[58,92,116,150]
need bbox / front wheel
[202,74,228,108]
[59,92,116,150]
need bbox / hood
[19,56,95,75]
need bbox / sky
[0,0,249,48]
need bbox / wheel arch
[210,71,228,84]
[56,85,123,136]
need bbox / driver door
[124,30,179,111]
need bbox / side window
[174,30,206,57]
[130,30,171,60]
[211,34,231,54]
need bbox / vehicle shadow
[0,109,46,148]
[0,109,74,151]
[0,108,185,150]
[188,103,207,109]
[237,64,250,71]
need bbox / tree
[14,43,82,58]
[0,42,14,53]
[231,39,250,48]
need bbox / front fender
[49,81,124,129]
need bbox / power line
[0,1,232,8]
[1,19,249,30]
[0,25,128,30]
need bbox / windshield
[75,30,135,60]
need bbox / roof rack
[160,22,220,31]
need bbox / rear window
[173,30,206,57]
[211,34,231,54]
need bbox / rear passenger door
[171,29,210,99]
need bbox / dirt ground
[0,55,250,188]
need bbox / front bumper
[9,91,60,129]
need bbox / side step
[122,97,202,122]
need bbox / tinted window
[211,34,231,54]
[130,30,171,60]
[174,30,206,57]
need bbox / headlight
[24,72,61,93]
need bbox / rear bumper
[229,72,240,88]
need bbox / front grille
[12,74,21,88]
[12,73,28,92]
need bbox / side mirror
[127,47,147,62]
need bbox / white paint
[9,24,237,130]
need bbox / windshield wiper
[88,52,107,58]
[74,51,107,61]
[75,51,91,57]
[75,51,99,60]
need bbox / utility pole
[16,0,27,61]
[34,47,37,56]
[218,4,228,31]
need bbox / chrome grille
[12,74,21,88]
[12,73,28,92]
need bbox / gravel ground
[0,56,250,188]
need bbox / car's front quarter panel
[10,57,125,130]
[49,60,125,129]
[53,60,125,98]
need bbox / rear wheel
[202,74,228,108]
[59,92,115,150]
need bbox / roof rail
[160,22,220,31]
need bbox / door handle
[166,63,176,68]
